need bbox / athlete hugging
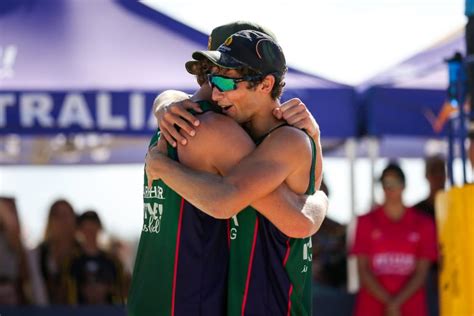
[128,21,328,316]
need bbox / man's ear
[259,75,275,94]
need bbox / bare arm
[387,259,431,309]
[147,113,326,237]
[153,90,201,147]
[252,189,328,237]
[155,95,324,190]
[147,125,312,216]
[357,255,392,304]
[274,98,323,189]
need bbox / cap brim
[185,60,199,75]
[192,50,244,69]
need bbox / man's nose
[211,86,223,102]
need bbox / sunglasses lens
[210,75,236,92]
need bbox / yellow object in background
[436,185,474,316]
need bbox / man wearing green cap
[146,30,321,316]
[128,23,326,316]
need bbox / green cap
[207,21,276,50]
[185,21,276,75]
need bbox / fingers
[284,111,308,126]
[278,98,321,138]
[160,117,191,146]
[157,135,168,152]
[172,115,197,137]
[145,148,159,188]
[280,98,302,112]
[147,145,159,160]
[170,100,201,126]
[163,107,198,134]
[280,103,306,120]
[160,128,177,148]
[181,99,203,113]
[272,107,283,120]
[157,100,202,146]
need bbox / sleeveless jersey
[127,101,228,316]
[227,125,317,316]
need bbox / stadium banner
[0,91,163,135]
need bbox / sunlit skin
[210,69,262,125]
[382,174,404,204]
[146,67,319,217]
[210,68,282,141]
[145,63,328,237]
[381,171,406,221]
[210,69,312,194]
[146,43,327,238]
[154,70,323,189]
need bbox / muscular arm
[356,256,392,304]
[147,116,325,237]
[389,259,431,307]
[252,189,327,237]
[311,131,323,190]
[155,93,324,190]
[274,99,323,190]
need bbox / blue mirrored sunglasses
[208,74,261,92]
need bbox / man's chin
[222,105,234,116]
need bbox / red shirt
[351,206,438,316]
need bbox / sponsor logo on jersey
[143,185,165,199]
[373,252,416,275]
[301,238,312,273]
[230,215,239,240]
[142,202,163,234]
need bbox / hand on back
[155,99,202,147]
[156,97,321,146]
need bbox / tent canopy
[359,30,464,138]
[0,0,357,147]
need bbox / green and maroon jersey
[228,126,316,316]
[128,102,228,316]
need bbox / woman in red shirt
[351,163,438,316]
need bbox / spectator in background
[312,179,347,289]
[413,155,445,316]
[33,199,80,304]
[0,197,29,305]
[351,163,437,316]
[107,237,132,299]
[413,155,446,218]
[66,210,125,305]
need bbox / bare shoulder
[263,125,313,152]
[198,111,241,129]
[196,112,251,142]
[178,111,254,173]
